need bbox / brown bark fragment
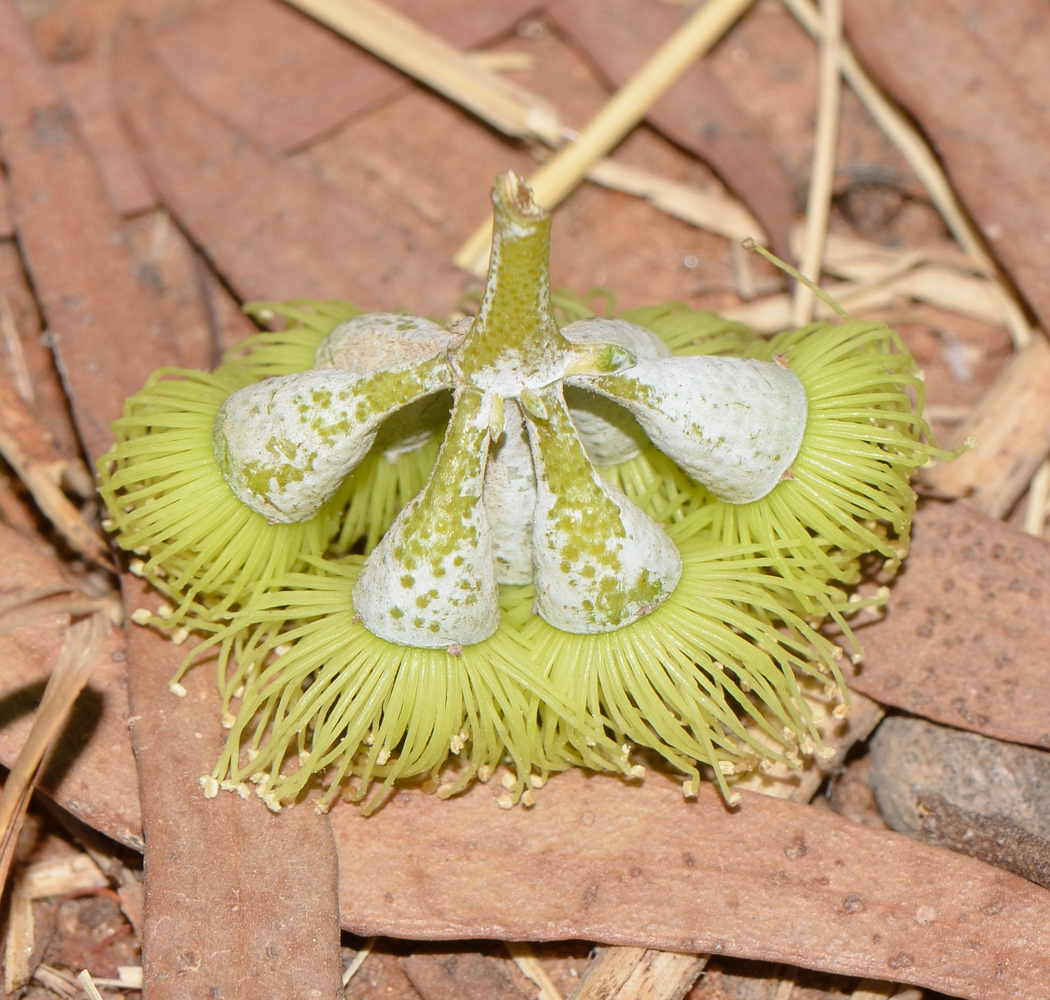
[850,500,1050,749]
[330,768,1050,999]
[924,336,1050,517]
[843,0,1050,334]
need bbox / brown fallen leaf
[113,18,466,315]
[842,0,1050,334]
[546,0,797,259]
[0,5,188,461]
[150,0,556,153]
[329,768,1050,1000]
[55,57,157,216]
[123,577,345,1000]
[851,499,1050,749]
[0,5,344,996]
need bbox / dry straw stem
[455,0,759,275]
[817,233,1005,325]
[585,158,765,243]
[782,0,1035,346]
[786,0,1050,534]
[281,0,564,144]
[728,231,1010,332]
[0,610,107,930]
[0,289,34,404]
[76,969,105,1000]
[506,942,564,1000]
[1024,460,1050,536]
[282,0,770,256]
[0,380,112,568]
[342,937,376,987]
[791,0,842,327]
[0,586,107,637]
[780,0,983,262]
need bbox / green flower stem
[451,173,569,385]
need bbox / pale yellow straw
[791,0,842,326]
[454,0,758,275]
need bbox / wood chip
[567,947,706,1000]
[924,336,1050,518]
[20,852,109,899]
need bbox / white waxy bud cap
[214,356,452,522]
[315,312,465,373]
[571,354,807,503]
[524,385,681,634]
[482,399,537,585]
[353,390,501,647]
[562,318,668,465]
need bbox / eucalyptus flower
[101,173,954,811]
